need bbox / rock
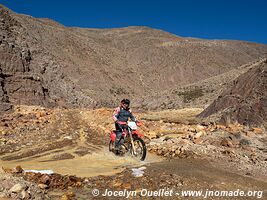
[163,136,172,141]
[10,183,24,193]
[220,138,233,148]
[36,111,46,118]
[171,145,179,152]
[176,179,184,186]
[193,138,203,144]
[39,174,51,185]
[222,149,236,156]
[216,125,226,130]
[157,149,163,155]
[148,147,153,152]
[61,191,75,200]
[162,146,169,154]
[178,139,191,145]
[147,131,157,139]
[180,146,186,153]
[196,125,205,131]
[250,154,258,163]
[252,127,263,134]
[175,149,181,155]
[188,127,197,133]
[194,131,204,139]
[245,131,255,137]
[78,181,83,186]
[163,153,170,157]
[13,165,23,173]
[21,190,31,199]
[38,183,48,189]
[226,124,243,133]
[122,182,132,189]
[112,180,122,187]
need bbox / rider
[112,99,137,152]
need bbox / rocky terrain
[0,3,267,200]
[0,106,266,199]
[1,4,267,111]
[0,167,50,199]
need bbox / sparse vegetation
[140,108,203,124]
[177,87,204,103]
[109,87,129,95]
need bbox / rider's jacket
[112,106,136,125]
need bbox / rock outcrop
[0,5,53,112]
[199,60,267,126]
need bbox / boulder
[10,183,24,193]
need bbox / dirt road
[0,106,266,199]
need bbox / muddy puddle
[1,147,162,177]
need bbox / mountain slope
[1,4,267,111]
[143,58,267,110]
[198,59,267,126]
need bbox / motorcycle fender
[133,130,144,137]
[110,131,116,142]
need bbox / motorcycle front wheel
[131,137,147,161]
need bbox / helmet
[121,99,130,109]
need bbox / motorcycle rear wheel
[109,140,114,152]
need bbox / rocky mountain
[198,59,267,126]
[146,58,267,110]
[1,4,267,112]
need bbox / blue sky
[1,0,267,44]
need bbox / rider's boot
[115,131,123,154]
[114,144,121,154]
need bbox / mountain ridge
[1,4,267,111]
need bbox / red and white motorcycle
[109,121,147,161]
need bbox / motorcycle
[109,121,147,161]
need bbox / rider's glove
[136,121,142,126]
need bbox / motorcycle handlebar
[116,121,143,129]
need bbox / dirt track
[0,106,266,199]
[75,158,266,200]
